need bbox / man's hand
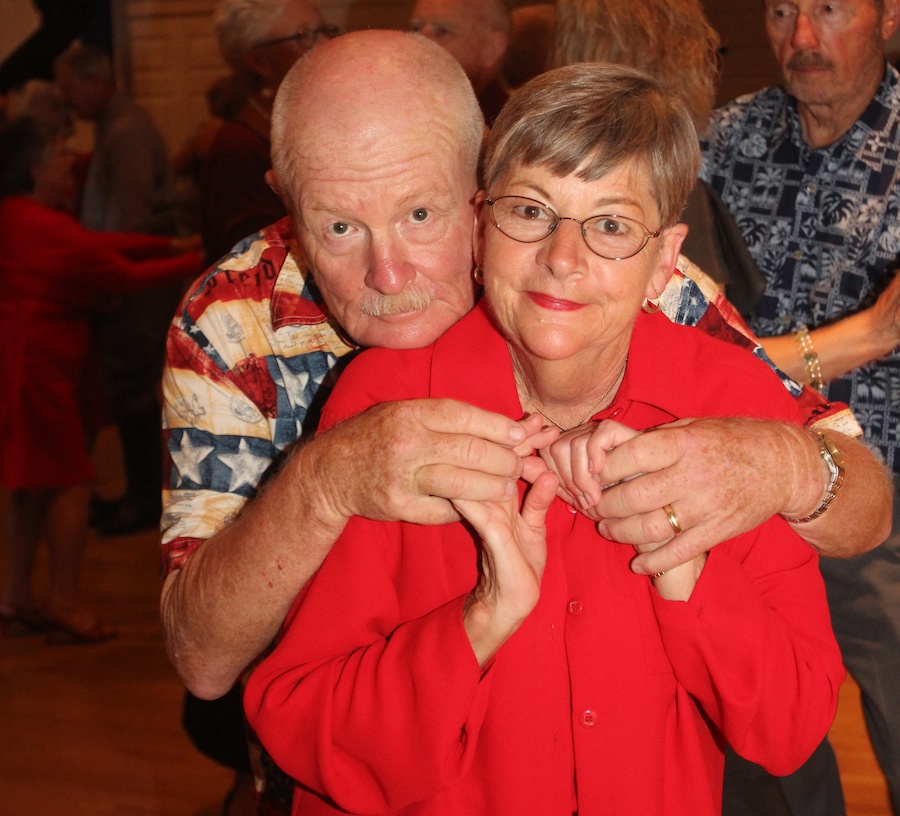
[594,418,818,575]
[309,400,551,527]
[163,400,551,698]
[533,417,827,576]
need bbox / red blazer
[244,302,844,816]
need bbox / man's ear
[473,190,490,266]
[265,169,281,197]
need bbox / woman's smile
[526,291,585,311]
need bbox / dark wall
[0,0,113,93]
[702,1,782,107]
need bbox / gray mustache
[360,283,436,316]
[787,51,834,72]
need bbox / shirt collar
[258,218,358,354]
[612,310,706,421]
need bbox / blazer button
[580,710,597,728]
[567,598,583,615]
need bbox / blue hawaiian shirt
[701,64,900,473]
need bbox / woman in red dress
[0,117,203,642]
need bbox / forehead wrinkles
[300,162,455,218]
[302,90,460,146]
[295,118,466,193]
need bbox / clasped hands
[456,415,720,664]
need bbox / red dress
[0,196,202,488]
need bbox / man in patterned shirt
[701,1,900,813]
[160,30,893,812]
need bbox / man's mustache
[787,50,834,73]
[360,282,436,316]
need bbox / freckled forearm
[161,444,350,697]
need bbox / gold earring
[473,266,485,285]
[642,295,661,313]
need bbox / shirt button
[806,182,817,193]
[793,250,803,260]
[580,710,597,728]
[567,598,584,615]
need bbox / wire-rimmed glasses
[486,195,661,261]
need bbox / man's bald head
[271,30,483,193]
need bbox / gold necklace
[512,355,628,432]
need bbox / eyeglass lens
[489,195,657,260]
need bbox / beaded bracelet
[795,325,824,392]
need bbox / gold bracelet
[795,325,824,392]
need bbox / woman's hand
[536,419,706,599]
[640,543,706,602]
[535,419,639,519]
[513,413,560,484]
[454,471,558,667]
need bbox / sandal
[44,606,117,645]
[0,601,50,637]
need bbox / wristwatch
[782,431,846,524]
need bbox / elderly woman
[243,64,844,815]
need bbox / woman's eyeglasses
[253,24,343,49]
[486,195,661,261]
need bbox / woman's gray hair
[214,0,292,73]
[482,62,700,228]
[549,0,720,134]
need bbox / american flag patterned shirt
[161,218,357,573]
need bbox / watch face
[823,436,845,469]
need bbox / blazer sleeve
[243,516,495,812]
[651,516,845,775]
[244,344,498,812]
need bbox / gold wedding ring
[662,504,682,536]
